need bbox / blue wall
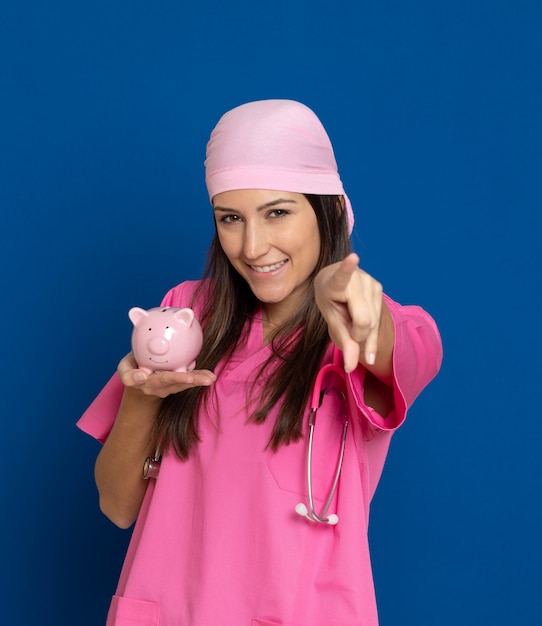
[2,1,540,624]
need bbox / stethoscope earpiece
[295,502,339,525]
[295,503,309,517]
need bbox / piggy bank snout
[147,335,169,355]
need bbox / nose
[148,336,169,356]
[243,220,269,260]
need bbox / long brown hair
[153,195,351,460]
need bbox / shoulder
[160,279,212,315]
[384,292,441,330]
[382,293,442,362]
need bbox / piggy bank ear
[128,307,149,326]
[174,307,196,327]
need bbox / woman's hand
[314,253,394,378]
[118,352,217,399]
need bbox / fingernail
[367,353,376,365]
[134,372,147,383]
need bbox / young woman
[79,99,442,626]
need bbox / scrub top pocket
[267,390,349,502]
[106,595,160,626]
[251,619,294,626]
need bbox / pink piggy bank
[128,306,203,374]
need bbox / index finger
[329,253,360,291]
[117,352,146,385]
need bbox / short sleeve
[347,293,443,434]
[76,373,125,443]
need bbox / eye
[219,214,242,224]
[267,209,290,218]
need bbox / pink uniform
[78,280,442,626]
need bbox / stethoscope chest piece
[143,450,162,480]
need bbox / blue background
[1,1,540,624]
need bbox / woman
[79,99,442,626]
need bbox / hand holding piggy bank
[129,306,203,374]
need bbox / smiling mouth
[149,358,168,364]
[250,260,288,273]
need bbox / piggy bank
[129,306,203,374]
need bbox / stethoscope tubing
[297,347,350,525]
[304,403,348,524]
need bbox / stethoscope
[144,348,350,527]
[294,347,349,526]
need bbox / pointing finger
[328,253,360,291]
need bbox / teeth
[252,261,286,273]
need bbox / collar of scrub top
[295,345,349,526]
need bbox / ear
[174,307,196,327]
[128,307,148,326]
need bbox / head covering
[204,99,354,233]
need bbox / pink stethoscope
[144,348,350,527]
[295,347,349,526]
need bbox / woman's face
[213,189,321,325]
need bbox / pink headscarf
[204,99,354,233]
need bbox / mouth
[249,260,288,273]
[149,358,168,364]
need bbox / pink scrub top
[78,280,442,626]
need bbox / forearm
[94,387,160,528]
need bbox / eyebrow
[213,198,298,213]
